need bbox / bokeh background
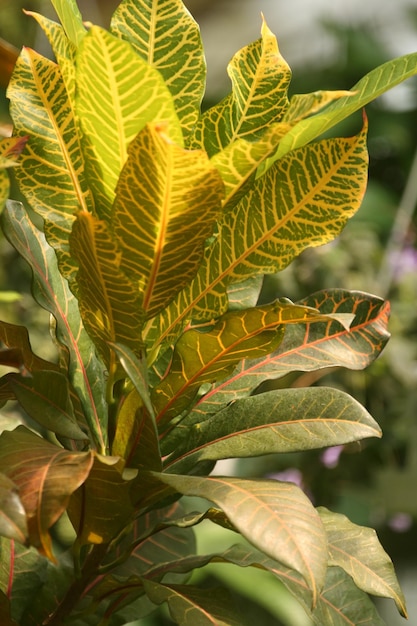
[1,1,417,624]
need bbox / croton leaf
[143,580,245,626]
[67,453,135,547]
[70,211,144,369]
[0,426,93,560]
[283,90,353,125]
[146,122,368,349]
[7,48,93,277]
[144,472,327,606]
[163,387,381,472]
[2,201,108,453]
[0,320,58,375]
[192,18,292,155]
[112,122,224,319]
[0,136,28,212]
[110,0,206,140]
[318,507,407,617]
[189,290,390,417]
[0,474,28,544]
[262,50,417,167]
[75,25,182,219]
[50,0,86,47]
[4,371,87,441]
[153,300,352,426]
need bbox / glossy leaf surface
[0,474,27,544]
[111,0,206,139]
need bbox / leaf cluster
[1,0,416,624]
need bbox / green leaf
[147,124,368,349]
[193,18,291,155]
[190,290,390,416]
[143,580,246,626]
[0,320,58,375]
[111,0,206,140]
[262,51,417,167]
[283,90,354,124]
[70,211,144,370]
[0,590,18,626]
[0,474,28,544]
[112,122,224,319]
[146,472,327,606]
[7,49,93,277]
[75,25,182,219]
[0,136,28,212]
[0,426,92,560]
[164,387,381,472]
[110,342,154,418]
[67,454,135,547]
[318,507,407,617]
[5,371,87,441]
[50,0,86,47]
[2,201,108,453]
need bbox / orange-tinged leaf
[0,426,92,560]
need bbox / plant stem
[43,543,109,626]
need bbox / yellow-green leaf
[7,48,92,277]
[50,0,86,47]
[112,123,224,319]
[70,212,144,369]
[283,90,354,124]
[75,26,182,219]
[111,0,206,140]
[192,18,292,155]
[146,123,368,350]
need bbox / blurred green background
[1,1,417,624]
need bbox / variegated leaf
[75,25,182,219]
[112,123,224,319]
[70,212,144,370]
[192,18,291,155]
[111,0,206,140]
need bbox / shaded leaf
[110,342,154,418]
[164,387,381,472]
[0,590,18,626]
[0,135,28,213]
[112,123,224,318]
[193,19,291,155]
[145,472,327,606]
[0,320,58,375]
[75,25,181,219]
[319,507,407,617]
[68,454,134,546]
[2,201,108,453]
[111,0,206,139]
[143,580,246,626]
[147,124,368,349]
[0,426,93,560]
[262,51,417,167]
[70,211,144,369]
[0,474,28,544]
[191,290,389,416]
[7,48,92,277]
[5,371,87,440]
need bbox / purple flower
[321,445,344,468]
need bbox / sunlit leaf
[192,18,291,155]
[164,387,381,472]
[191,290,389,416]
[145,472,327,606]
[7,49,93,277]
[112,123,224,319]
[70,211,144,369]
[143,580,245,626]
[261,51,417,168]
[2,201,108,453]
[0,426,92,560]
[283,90,353,124]
[146,124,368,349]
[0,474,28,544]
[111,0,206,139]
[319,507,407,617]
[75,25,182,219]
[50,0,85,47]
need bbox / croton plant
[0,0,416,624]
